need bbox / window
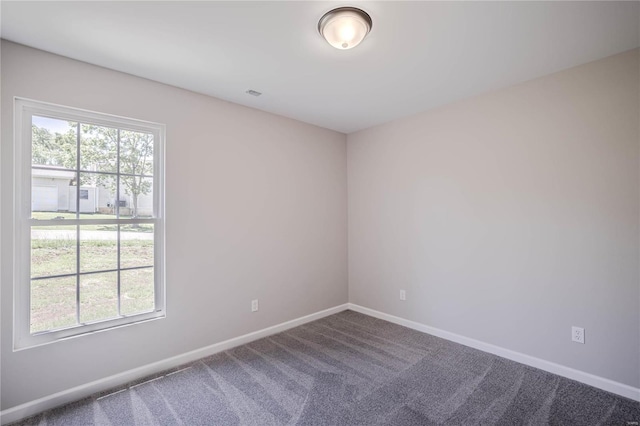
[14,98,165,349]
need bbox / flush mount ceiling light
[318,7,372,50]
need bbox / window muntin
[15,98,165,349]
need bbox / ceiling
[2,1,638,134]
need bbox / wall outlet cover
[572,326,585,344]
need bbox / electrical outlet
[572,326,584,344]
[251,299,259,312]
[399,290,406,301]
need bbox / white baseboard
[0,303,350,425]
[347,303,640,402]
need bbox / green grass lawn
[32,212,153,233]
[30,238,155,333]
[33,212,117,220]
[31,239,154,277]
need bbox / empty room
[1,1,639,425]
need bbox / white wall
[348,49,640,388]
[1,41,348,410]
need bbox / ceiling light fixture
[318,7,372,50]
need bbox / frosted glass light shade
[318,7,372,50]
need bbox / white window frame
[14,98,166,350]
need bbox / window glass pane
[120,176,153,218]
[121,224,154,269]
[120,130,153,176]
[75,173,117,219]
[31,170,77,217]
[80,124,117,173]
[80,272,118,323]
[31,227,77,278]
[80,226,117,273]
[32,116,77,168]
[31,276,77,333]
[121,268,154,315]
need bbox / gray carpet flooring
[12,310,640,425]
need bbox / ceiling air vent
[246,89,262,97]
